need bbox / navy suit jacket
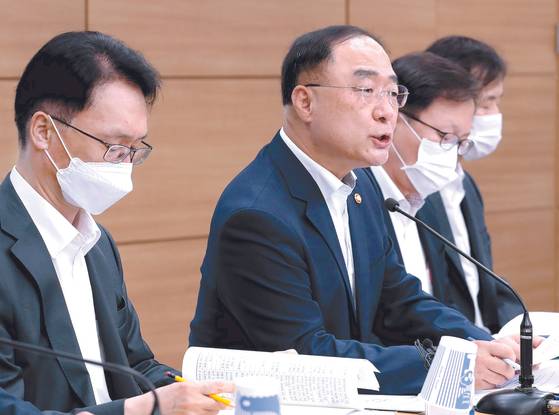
[189,133,492,394]
[0,388,42,415]
[415,172,523,333]
[0,176,174,414]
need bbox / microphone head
[384,198,400,212]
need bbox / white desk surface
[219,407,400,414]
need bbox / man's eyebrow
[353,69,398,83]
[105,130,148,143]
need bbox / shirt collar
[10,167,101,259]
[370,165,424,216]
[440,163,466,207]
[280,128,357,210]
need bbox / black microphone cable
[0,337,160,415]
[384,197,554,415]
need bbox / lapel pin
[354,193,362,204]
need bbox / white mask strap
[47,115,73,161]
[44,149,61,172]
[391,142,408,168]
[400,114,422,143]
[392,113,422,168]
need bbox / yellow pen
[165,371,233,407]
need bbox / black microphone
[0,337,160,415]
[384,197,554,415]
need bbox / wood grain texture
[349,0,436,58]
[0,81,19,171]
[88,0,345,76]
[0,0,84,77]
[487,208,555,310]
[436,0,556,75]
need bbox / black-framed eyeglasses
[50,115,153,165]
[304,83,409,108]
[400,111,473,155]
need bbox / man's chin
[367,149,390,167]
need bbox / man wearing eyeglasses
[363,51,477,306]
[417,36,522,334]
[190,25,519,394]
[0,31,232,414]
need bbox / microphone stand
[0,337,160,415]
[384,197,554,415]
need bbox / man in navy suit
[190,25,519,394]
[0,31,231,414]
[363,52,490,328]
[419,36,522,332]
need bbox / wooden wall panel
[487,208,555,310]
[436,0,556,75]
[463,75,556,213]
[349,0,436,58]
[88,0,345,77]
[99,79,282,243]
[119,237,207,369]
[0,81,18,172]
[0,0,84,77]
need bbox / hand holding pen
[165,371,234,407]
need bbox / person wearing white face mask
[0,31,232,415]
[464,112,503,161]
[417,36,523,335]
[44,114,135,215]
[364,51,477,300]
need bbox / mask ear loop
[400,113,423,143]
[392,114,420,168]
[44,115,73,172]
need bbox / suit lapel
[0,178,96,407]
[347,181,373,338]
[460,184,498,325]
[304,200,355,308]
[268,134,356,315]
[460,194,482,262]
[421,193,465,281]
[361,168,404,263]
[86,247,141,399]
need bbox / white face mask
[393,115,459,199]
[44,115,133,215]
[463,113,503,161]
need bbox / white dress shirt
[439,165,486,329]
[10,167,111,404]
[370,166,433,294]
[280,129,357,297]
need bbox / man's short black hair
[281,25,380,106]
[393,52,479,115]
[15,31,160,147]
[426,36,506,87]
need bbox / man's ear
[290,85,314,123]
[28,111,53,151]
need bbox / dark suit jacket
[189,133,492,395]
[0,176,174,415]
[0,387,42,415]
[415,172,523,333]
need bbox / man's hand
[496,333,545,360]
[473,340,516,390]
[125,380,235,415]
